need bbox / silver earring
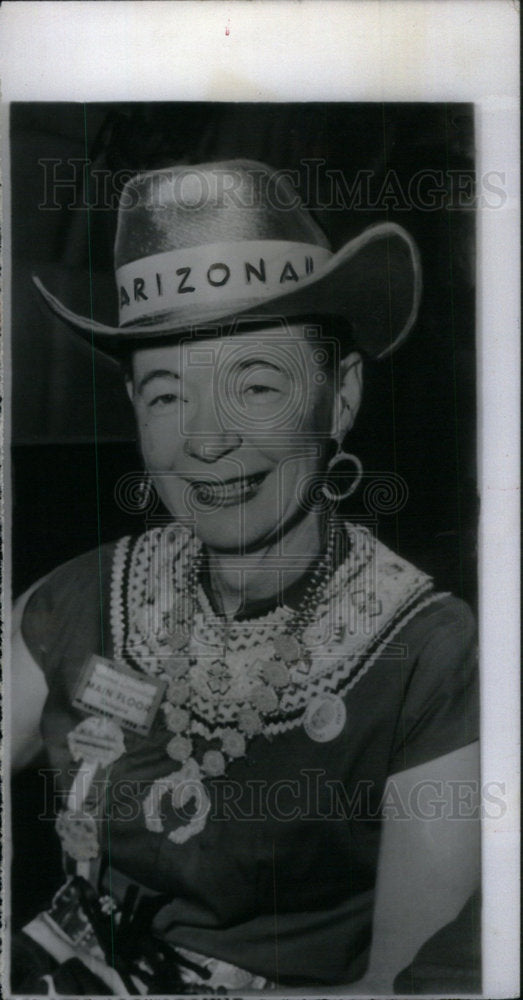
[322,442,363,502]
[136,473,153,509]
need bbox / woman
[11,160,480,994]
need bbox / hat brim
[32,222,421,360]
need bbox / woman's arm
[10,585,50,772]
[355,741,481,993]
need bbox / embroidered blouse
[20,523,478,987]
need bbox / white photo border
[0,2,520,997]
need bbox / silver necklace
[161,519,339,768]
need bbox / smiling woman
[10,153,479,995]
[126,323,349,561]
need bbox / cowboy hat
[33,159,422,359]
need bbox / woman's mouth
[187,471,269,508]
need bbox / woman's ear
[125,377,135,403]
[330,351,363,438]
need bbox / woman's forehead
[131,322,321,376]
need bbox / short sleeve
[20,543,116,686]
[389,596,479,774]
[21,578,60,681]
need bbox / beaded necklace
[160,519,339,775]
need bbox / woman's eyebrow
[137,369,181,394]
[233,358,289,375]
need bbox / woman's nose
[182,393,244,462]
[182,431,243,463]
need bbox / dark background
[10,103,477,927]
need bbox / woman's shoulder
[16,523,188,637]
[350,523,475,627]
[360,535,479,772]
[16,535,138,680]
[16,535,133,645]
[401,591,475,639]
[398,591,477,692]
[19,537,124,607]
[343,524,477,680]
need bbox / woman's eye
[148,393,179,409]
[245,384,275,395]
[242,383,281,403]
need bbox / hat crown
[114,159,330,268]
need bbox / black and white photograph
[1,4,519,1000]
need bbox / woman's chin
[192,506,277,552]
[192,490,304,551]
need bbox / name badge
[73,655,166,736]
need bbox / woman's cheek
[136,413,178,471]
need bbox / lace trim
[110,535,131,664]
[110,523,436,741]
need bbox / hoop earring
[137,473,153,510]
[321,443,363,502]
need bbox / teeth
[192,473,264,507]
